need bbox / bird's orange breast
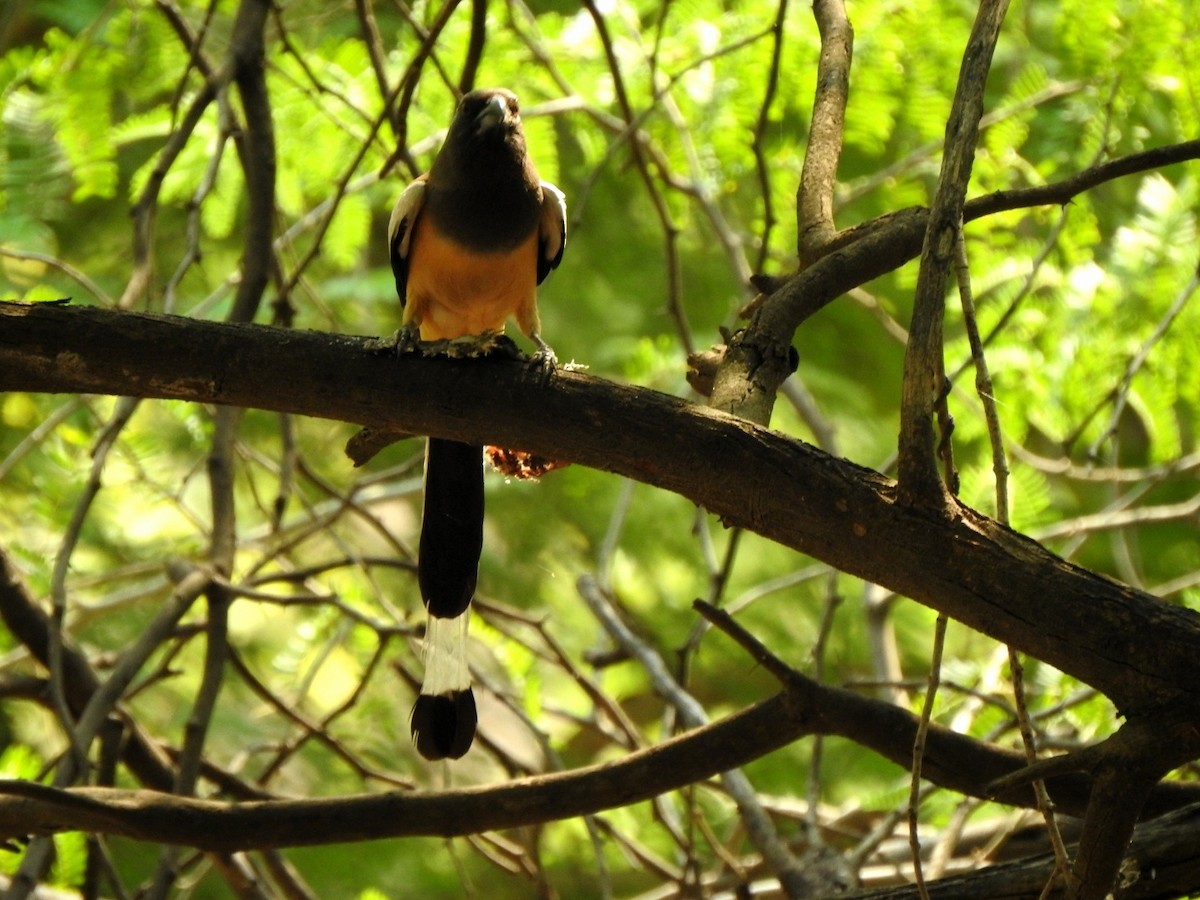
[404,214,540,342]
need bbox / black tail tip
[411,690,477,760]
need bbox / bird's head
[453,88,522,139]
[471,89,518,135]
[430,88,531,186]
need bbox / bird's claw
[528,334,557,381]
[394,325,421,355]
[366,326,421,356]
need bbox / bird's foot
[365,325,421,356]
[394,324,421,355]
[528,333,557,382]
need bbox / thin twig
[956,218,1072,890]
[908,613,948,900]
[806,575,841,847]
[751,0,789,272]
[50,396,142,779]
[578,576,810,897]
[580,0,690,353]
[954,225,1008,522]
[352,0,390,115]
[0,249,114,306]
[1083,265,1200,459]
[458,0,487,93]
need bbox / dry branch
[3,301,1200,720]
[840,800,1200,899]
[796,0,853,260]
[0,658,1197,850]
[4,300,1200,892]
[711,138,1200,425]
[895,0,1008,504]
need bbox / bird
[387,88,566,760]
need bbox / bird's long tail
[410,436,483,760]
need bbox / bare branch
[796,0,853,260]
[226,0,275,325]
[713,140,1200,428]
[897,0,1010,506]
[0,668,1196,852]
[580,0,690,352]
[909,614,948,900]
[5,301,1200,719]
[578,576,809,897]
[750,0,790,271]
[458,0,487,93]
[0,549,177,792]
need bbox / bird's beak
[475,95,509,133]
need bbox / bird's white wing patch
[538,180,567,282]
[388,179,426,262]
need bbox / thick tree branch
[3,301,1200,722]
[710,206,927,422]
[1067,711,1200,900]
[0,660,1197,850]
